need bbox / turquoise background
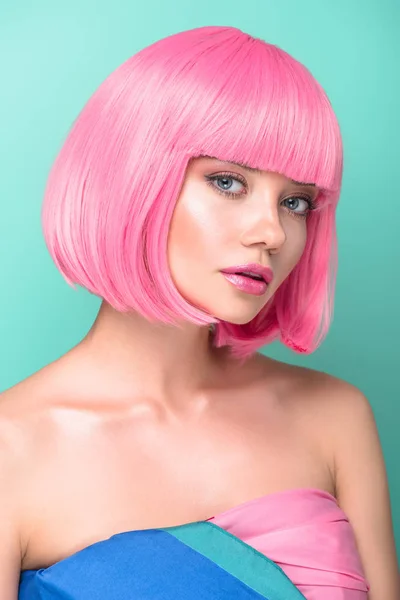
[1,0,399,557]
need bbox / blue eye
[205,173,247,198]
[205,172,317,217]
[282,196,316,218]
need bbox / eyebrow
[203,156,316,188]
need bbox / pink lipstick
[220,263,273,296]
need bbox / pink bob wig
[42,25,343,363]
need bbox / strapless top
[19,488,370,600]
[207,488,370,599]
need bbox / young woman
[1,25,399,600]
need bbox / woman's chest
[21,389,333,570]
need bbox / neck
[76,301,228,412]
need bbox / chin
[181,289,269,326]
[213,307,265,326]
[227,315,260,326]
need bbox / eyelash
[205,172,317,218]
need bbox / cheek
[279,222,308,279]
[292,224,308,262]
[168,202,210,257]
[167,190,222,280]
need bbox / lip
[221,272,268,296]
[220,263,273,284]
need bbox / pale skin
[0,156,399,598]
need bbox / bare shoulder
[255,354,400,598]
[0,372,49,493]
[0,367,53,446]
[251,352,369,425]
[0,365,61,537]
[0,378,46,594]
[0,367,69,564]
[0,358,72,469]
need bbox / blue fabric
[19,524,305,599]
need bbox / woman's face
[167,156,319,325]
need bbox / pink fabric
[207,488,370,600]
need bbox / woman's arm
[329,381,400,599]
[0,392,28,600]
[0,444,23,600]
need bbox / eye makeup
[205,172,316,218]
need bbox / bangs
[177,35,342,202]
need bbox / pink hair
[42,25,343,363]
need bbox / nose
[239,205,286,254]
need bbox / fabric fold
[208,488,370,599]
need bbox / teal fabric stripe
[163,521,306,600]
